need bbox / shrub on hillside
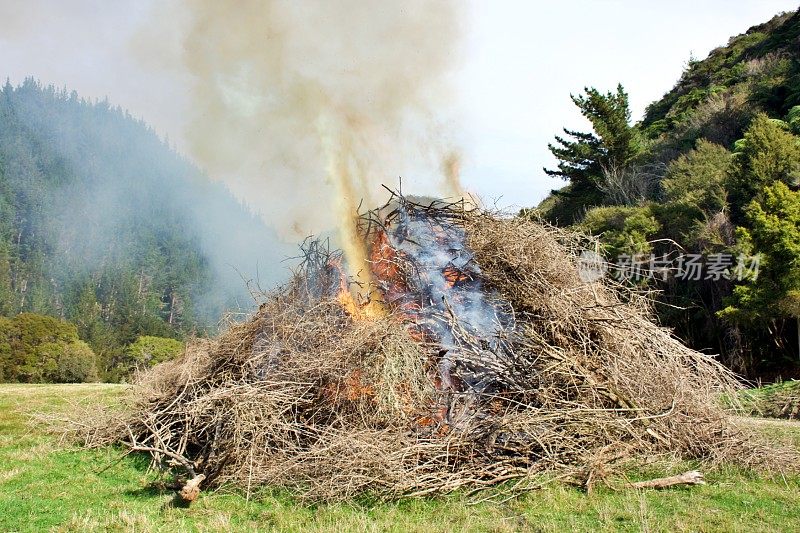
[581,205,661,259]
[124,336,184,372]
[663,139,732,214]
[787,105,800,134]
[728,113,800,221]
[35,340,99,383]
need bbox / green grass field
[738,380,800,420]
[1,384,799,532]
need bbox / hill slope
[0,78,291,376]
[642,9,800,140]
[536,8,800,376]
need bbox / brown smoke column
[151,0,465,285]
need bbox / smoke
[374,198,515,393]
[145,0,465,275]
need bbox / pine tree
[544,84,641,201]
[728,113,800,222]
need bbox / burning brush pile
[84,193,790,501]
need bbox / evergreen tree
[544,84,641,202]
[0,78,290,380]
[728,113,800,222]
[721,182,800,359]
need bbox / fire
[336,288,362,318]
[319,193,515,429]
[336,289,385,320]
[442,265,471,288]
[368,230,413,309]
[331,246,387,321]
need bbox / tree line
[535,9,800,376]
[0,78,287,382]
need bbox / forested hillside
[0,78,290,380]
[536,9,800,377]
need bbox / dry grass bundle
[81,199,796,502]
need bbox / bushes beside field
[0,313,97,383]
[0,313,183,383]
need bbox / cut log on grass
[178,474,206,503]
[631,470,705,490]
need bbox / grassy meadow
[0,384,799,532]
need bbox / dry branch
[631,470,705,489]
[178,474,206,503]
[72,195,798,502]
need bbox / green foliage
[56,341,98,383]
[0,79,290,378]
[0,317,10,382]
[123,335,184,372]
[655,141,735,253]
[648,201,705,248]
[749,57,795,114]
[530,183,599,226]
[768,118,791,130]
[580,205,661,259]
[663,139,732,213]
[537,9,800,373]
[545,84,641,200]
[723,182,800,322]
[738,380,800,419]
[0,312,97,382]
[13,312,78,345]
[728,113,800,221]
[34,340,98,383]
[787,105,800,134]
[641,10,800,132]
[666,85,728,127]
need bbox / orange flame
[330,253,386,321]
[442,265,470,288]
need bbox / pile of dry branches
[80,197,794,502]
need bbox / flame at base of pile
[81,191,797,502]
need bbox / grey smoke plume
[144,0,465,244]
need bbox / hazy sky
[1,0,798,213]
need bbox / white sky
[1,0,798,211]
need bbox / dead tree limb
[178,474,206,503]
[631,470,705,489]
